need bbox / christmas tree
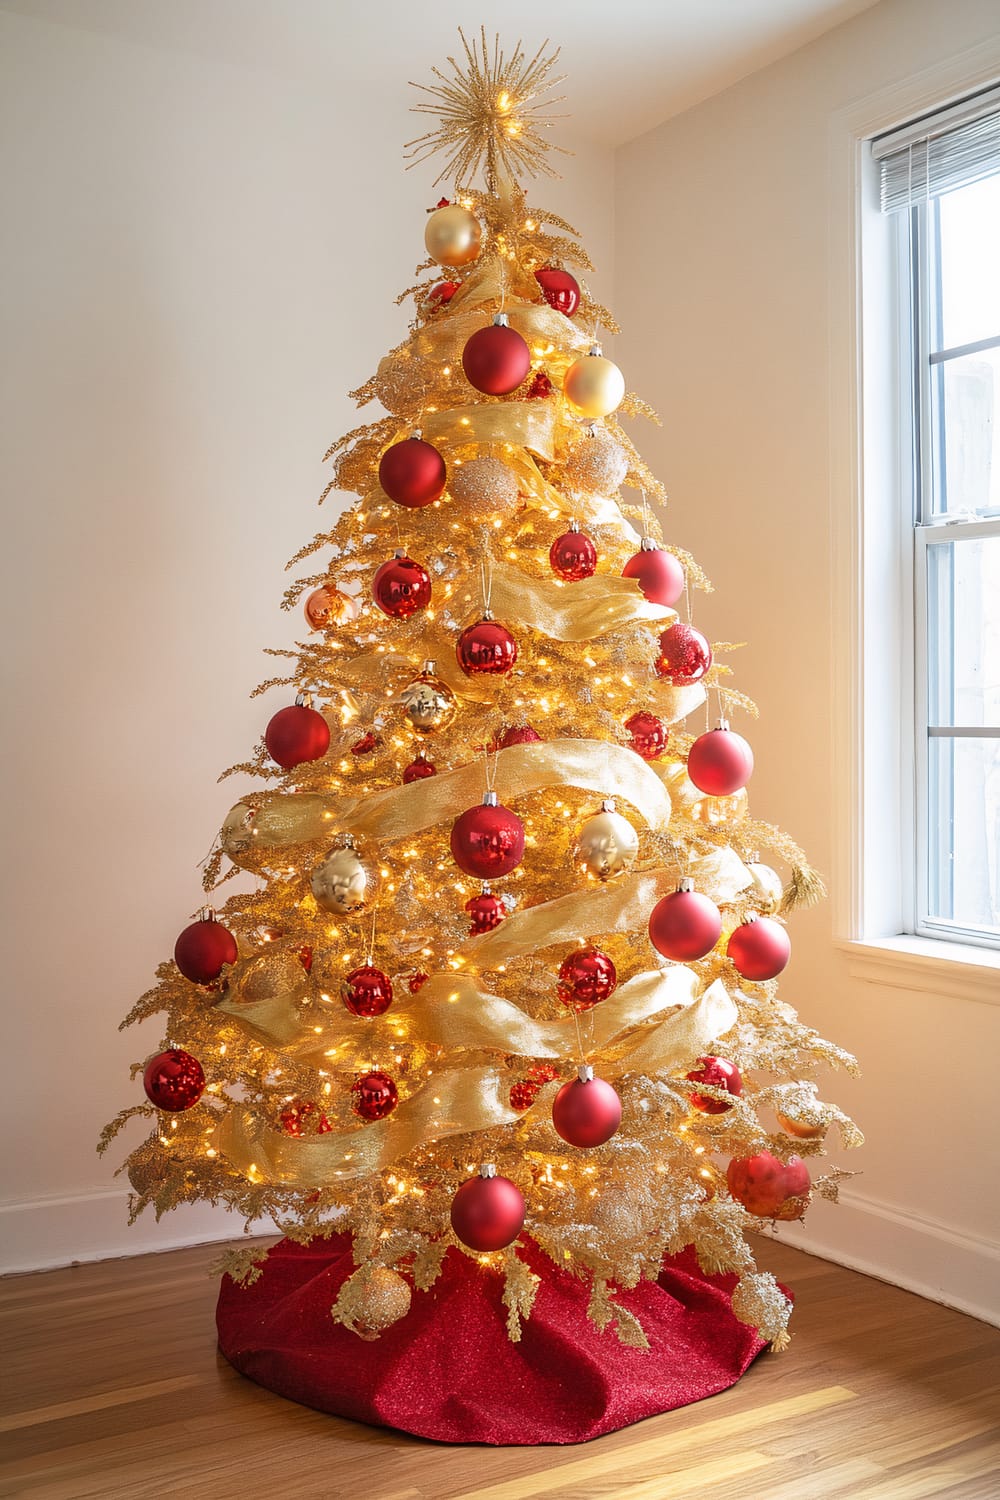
[101,32,861,1438]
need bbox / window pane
[926,534,1000,727]
[930,347,1000,515]
[926,735,1000,935]
[937,173,1000,352]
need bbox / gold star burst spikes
[406,29,570,190]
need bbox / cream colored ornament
[424,203,482,267]
[311,840,367,914]
[399,661,457,735]
[575,799,639,882]
[563,345,625,420]
[565,429,629,494]
[746,858,783,914]
[448,455,519,515]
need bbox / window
[874,90,1000,950]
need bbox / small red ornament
[556,947,617,1011]
[435,197,451,209]
[298,945,313,973]
[687,721,754,796]
[526,370,553,399]
[509,1062,559,1111]
[378,437,447,509]
[465,886,506,935]
[727,1151,810,1220]
[686,1055,744,1114]
[351,730,382,756]
[496,723,542,749]
[428,280,459,309]
[648,882,722,962]
[622,539,685,607]
[402,752,436,783]
[462,315,531,395]
[534,266,581,316]
[174,916,238,985]
[265,700,331,770]
[279,1100,332,1136]
[407,971,429,993]
[727,915,791,981]
[372,552,432,619]
[352,1070,399,1122]
[552,1067,622,1148]
[451,793,525,878]
[456,614,518,676]
[624,710,669,762]
[143,1049,205,1112]
[549,522,597,581]
[341,964,394,1017]
[655,622,713,684]
[450,1166,525,1251]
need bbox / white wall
[616,0,1000,1323]
[0,9,614,1270]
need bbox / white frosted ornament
[565,429,629,493]
[448,456,519,515]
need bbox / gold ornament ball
[221,801,259,863]
[565,431,629,494]
[304,586,359,631]
[746,860,783,914]
[311,844,367,914]
[575,802,639,882]
[374,351,437,416]
[448,456,519,514]
[399,665,457,735]
[592,1185,653,1240]
[424,204,482,267]
[563,352,626,419]
[775,1109,827,1141]
[127,1154,161,1198]
[349,1267,412,1341]
[234,951,309,1008]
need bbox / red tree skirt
[216,1235,775,1445]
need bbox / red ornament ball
[352,1070,399,1122]
[534,266,581,316]
[372,553,431,619]
[351,730,381,757]
[466,888,506,935]
[549,526,597,581]
[727,1151,810,1220]
[279,1100,332,1137]
[427,280,459,309]
[298,945,313,973]
[556,947,617,1011]
[143,1049,205,1112]
[526,370,553,400]
[462,320,531,395]
[624,710,669,762]
[655,623,713,684]
[450,798,525,879]
[496,723,542,749]
[402,753,436,784]
[341,964,394,1017]
[686,1055,744,1114]
[648,887,722,962]
[174,917,237,985]
[456,617,518,676]
[378,437,447,509]
[552,1070,622,1148]
[265,703,331,769]
[727,916,791,981]
[450,1170,525,1251]
[622,544,685,607]
[509,1062,559,1112]
[407,971,429,993]
[687,724,754,796]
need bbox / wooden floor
[1,1239,998,1500]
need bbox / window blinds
[873,83,1000,213]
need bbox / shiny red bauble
[534,266,581,316]
[655,622,713,684]
[727,916,791,981]
[686,1055,744,1114]
[556,947,617,1011]
[427,280,459,309]
[378,437,447,508]
[265,703,331,769]
[552,1070,622,1148]
[402,753,436,784]
[456,617,518,676]
[340,964,394,1017]
[624,710,669,762]
[622,544,685,607]
[727,1151,810,1220]
[450,797,525,878]
[496,723,542,749]
[279,1100,332,1136]
[465,888,506,935]
[648,886,722,962]
[350,730,381,756]
[509,1061,560,1112]
[526,370,553,400]
[352,1070,399,1122]
[462,320,531,395]
[174,917,238,984]
[549,526,597,581]
[451,1170,526,1251]
[687,724,754,796]
[143,1049,205,1111]
[372,553,432,619]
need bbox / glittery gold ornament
[746,859,783,914]
[448,455,519,514]
[374,350,438,416]
[563,347,625,420]
[399,661,457,735]
[592,1184,654,1240]
[221,802,258,860]
[334,1265,412,1341]
[311,841,367,914]
[127,1153,161,1198]
[234,951,310,1008]
[575,799,639,882]
[424,204,482,267]
[565,430,629,494]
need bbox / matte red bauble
[378,437,447,509]
[450,794,525,878]
[372,553,432,619]
[556,947,617,1011]
[143,1049,205,1111]
[624,710,669,762]
[279,1100,332,1137]
[456,616,518,676]
[465,888,506,935]
[427,280,459,309]
[341,964,394,1017]
[450,1167,525,1251]
[648,883,722,962]
[727,915,791,981]
[265,703,331,769]
[727,1151,810,1220]
[496,724,542,749]
[352,1070,399,1122]
[549,525,597,581]
[402,753,436,784]
[686,1055,744,1114]
[174,917,238,984]
[534,266,581,316]
[687,722,754,796]
[655,622,713,684]
[622,541,685,607]
[462,317,531,395]
[552,1067,622,1148]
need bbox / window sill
[836,936,1000,1007]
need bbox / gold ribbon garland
[487,564,674,641]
